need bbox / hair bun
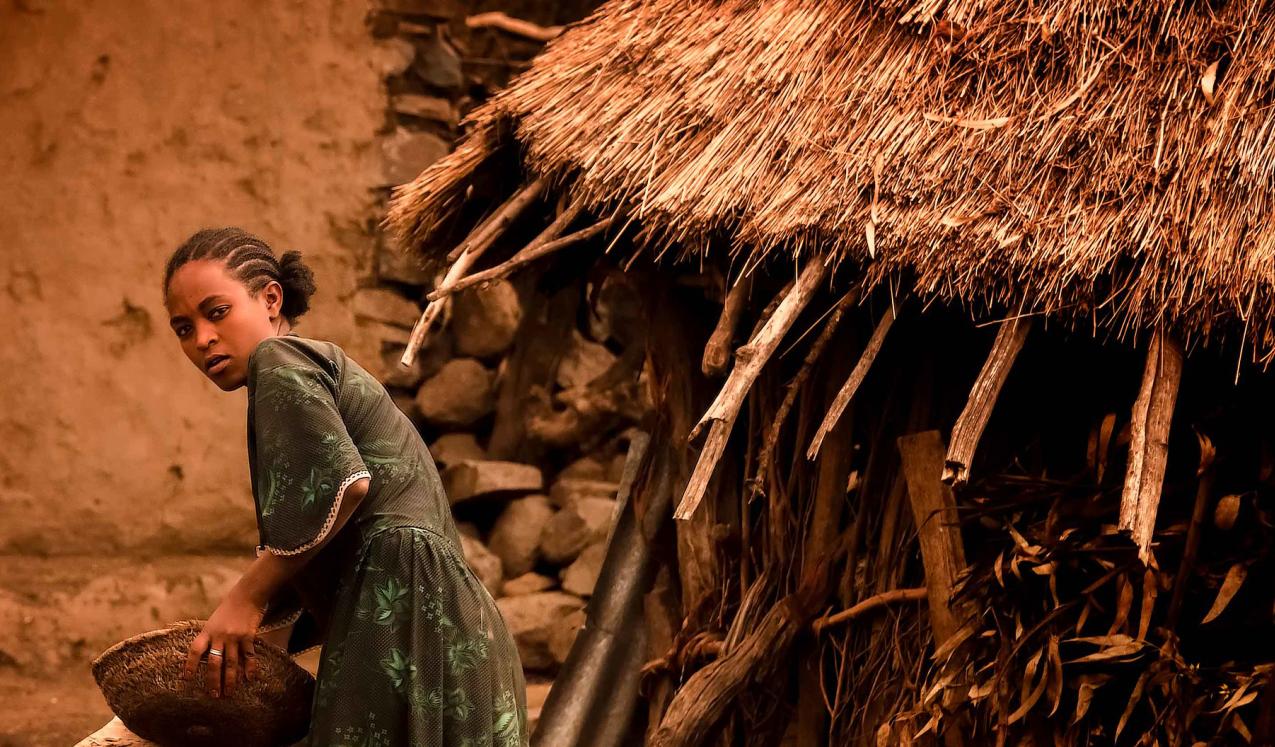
[278,250,317,321]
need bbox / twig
[674,259,829,520]
[428,213,607,301]
[465,11,563,42]
[1119,328,1184,562]
[703,275,754,377]
[943,317,1032,486]
[445,178,545,262]
[812,588,928,634]
[807,305,896,460]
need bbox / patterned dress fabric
[247,335,526,747]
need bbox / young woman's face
[166,260,284,391]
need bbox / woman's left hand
[182,588,266,698]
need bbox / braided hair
[163,228,317,323]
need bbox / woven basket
[91,620,314,747]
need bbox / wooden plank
[897,430,967,644]
[943,317,1031,486]
[1119,329,1184,562]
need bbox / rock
[443,460,544,505]
[428,432,486,467]
[377,241,433,286]
[556,331,617,389]
[560,543,606,597]
[452,280,521,358]
[495,592,586,671]
[382,127,449,186]
[392,93,453,124]
[606,452,628,483]
[412,29,463,89]
[525,679,554,737]
[547,608,587,665]
[559,456,606,481]
[502,572,555,597]
[372,37,416,77]
[353,288,420,330]
[488,495,556,577]
[415,358,495,428]
[587,273,644,346]
[459,534,503,598]
[538,497,616,565]
[549,478,619,508]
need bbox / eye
[174,324,192,338]
[209,305,230,320]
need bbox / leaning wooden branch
[401,180,545,366]
[1119,328,1184,562]
[702,275,753,377]
[899,430,968,644]
[943,317,1032,486]
[807,305,895,460]
[465,11,563,42]
[674,259,829,520]
[429,212,606,302]
[651,594,810,747]
[812,587,928,634]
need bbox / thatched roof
[390,0,1275,359]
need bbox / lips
[205,354,231,373]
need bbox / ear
[260,279,285,321]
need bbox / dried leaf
[1215,494,1241,530]
[1073,675,1109,723]
[1202,563,1247,624]
[1137,567,1157,641]
[1047,635,1064,716]
[1097,413,1117,482]
[865,220,877,259]
[1201,59,1220,105]
[1116,671,1149,739]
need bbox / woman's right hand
[182,587,266,698]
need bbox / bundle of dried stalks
[390,0,1275,361]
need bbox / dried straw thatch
[91,621,314,747]
[390,0,1275,360]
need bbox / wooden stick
[465,11,563,42]
[702,275,753,377]
[445,178,545,262]
[674,259,829,520]
[943,317,1032,486]
[898,430,968,644]
[1119,329,1184,562]
[812,588,928,634]
[428,215,610,301]
[807,306,895,460]
[1167,432,1215,629]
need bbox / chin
[207,368,248,392]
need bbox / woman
[163,227,526,746]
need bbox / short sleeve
[249,359,370,556]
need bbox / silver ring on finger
[208,648,224,657]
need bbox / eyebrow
[169,295,230,327]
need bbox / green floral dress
[247,335,526,747]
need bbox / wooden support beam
[674,259,829,520]
[401,179,545,365]
[898,430,967,645]
[1120,329,1184,562]
[943,317,1032,486]
[702,275,753,377]
[807,306,895,460]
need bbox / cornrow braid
[164,227,317,322]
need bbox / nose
[194,319,218,351]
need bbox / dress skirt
[308,525,528,747]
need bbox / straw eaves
[390,0,1275,358]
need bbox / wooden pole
[898,430,968,644]
[807,306,895,460]
[1120,329,1184,562]
[702,275,753,377]
[943,317,1031,486]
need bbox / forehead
[166,260,245,312]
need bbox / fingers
[243,638,258,683]
[223,639,240,696]
[205,639,224,698]
[183,632,209,681]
